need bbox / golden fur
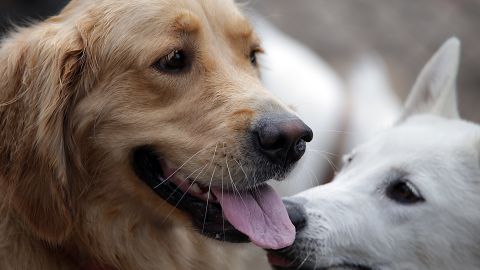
[0,0,295,269]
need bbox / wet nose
[254,116,313,167]
[283,198,307,232]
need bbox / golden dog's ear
[1,24,87,244]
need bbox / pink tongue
[212,185,295,250]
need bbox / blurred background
[251,0,480,123]
[1,0,478,122]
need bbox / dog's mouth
[267,252,373,270]
[131,146,295,249]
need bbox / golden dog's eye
[386,180,424,205]
[153,50,189,73]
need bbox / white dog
[268,38,480,270]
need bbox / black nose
[254,116,313,167]
[283,198,307,232]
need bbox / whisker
[154,145,210,190]
[234,158,266,208]
[315,129,352,135]
[233,158,249,187]
[221,166,225,242]
[229,174,248,213]
[160,163,209,224]
[202,144,219,234]
[306,148,340,157]
[313,253,319,270]
[159,145,219,215]
[296,252,311,270]
[163,165,204,202]
[322,153,339,172]
[286,249,300,267]
[202,165,216,234]
[225,151,248,211]
[305,166,322,187]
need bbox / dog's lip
[267,251,374,270]
[328,263,373,270]
[267,252,295,268]
[131,146,249,243]
[158,159,219,203]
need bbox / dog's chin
[131,145,250,243]
[267,252,374,270]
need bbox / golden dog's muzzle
[131,113,312,250]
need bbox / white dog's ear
[398,38,461,123]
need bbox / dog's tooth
[191,183,202,194]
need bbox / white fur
[286,38,480,270]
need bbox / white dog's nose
[283,198,307,232]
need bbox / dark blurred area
[0,0,68,34]
[1,0,479,122]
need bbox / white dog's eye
[386,180,424,205]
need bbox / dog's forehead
[78,0,256,67]
[113,0,251,35]
[371,115,479,153]
[408,116,478,144]
[176,0,257,44]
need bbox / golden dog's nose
[254,116,313,167]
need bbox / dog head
[0,0,312,267]
[269,38,480,270]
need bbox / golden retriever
[0,0,312,269]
